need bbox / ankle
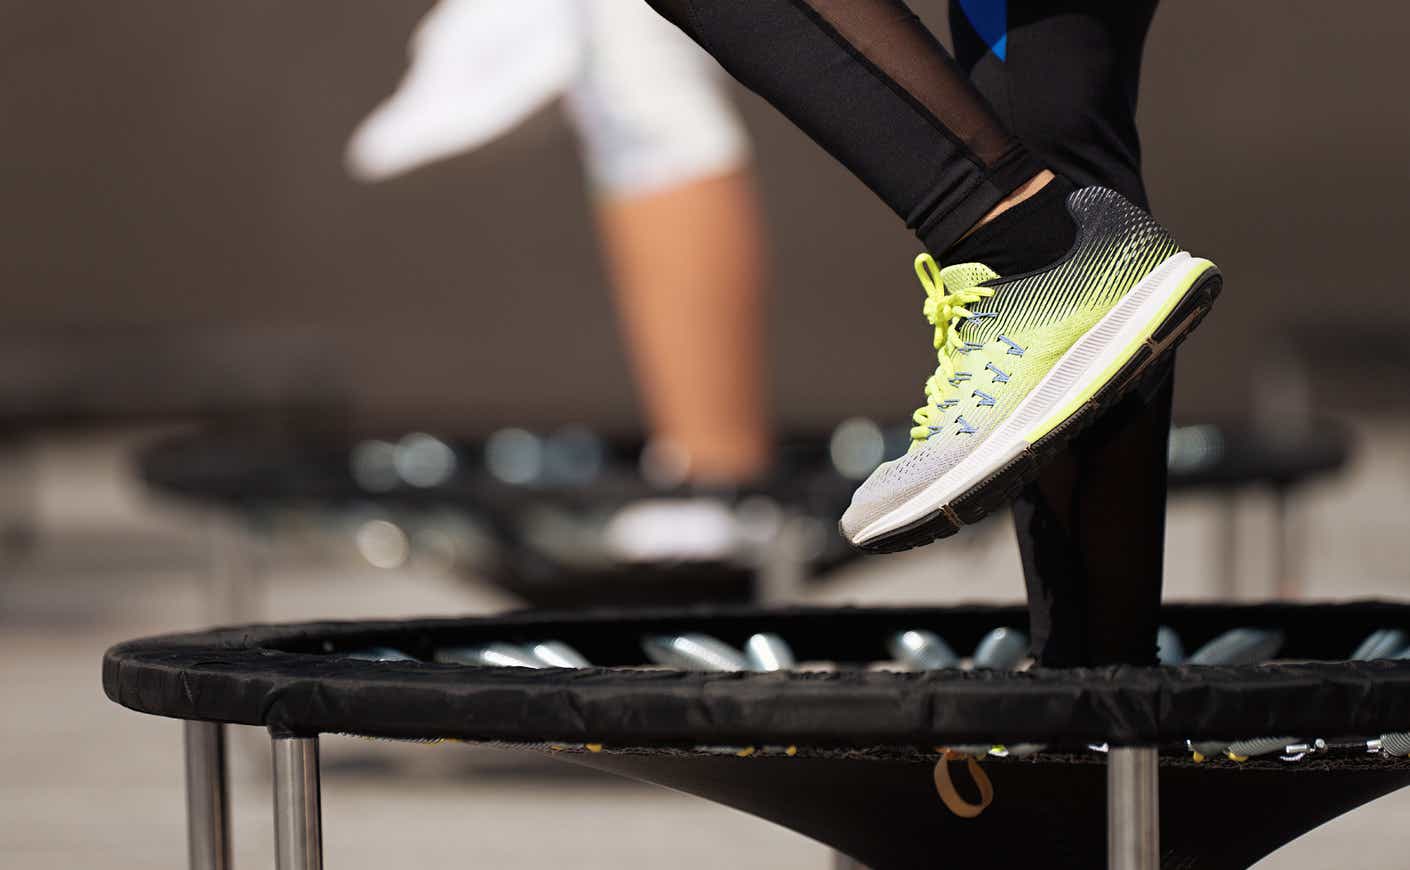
[940,174,1077,276]
[970,170,1057,237]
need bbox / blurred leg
[594,171,773,484]
[349,0,777,486]
[952,0,1168,666]
[570,1,771,484]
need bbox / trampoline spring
[971,627,1029,670]
[887,630,958,670]
[526,640,591,668]
[642,634,747,671]
[1379,732,1410,756]
[1226,737,1301,761]
[1187,740,1228,761]
[1187,628,1285,666]
[435,643,542,668]
[1156,626,1185,665]
[744,633,796,672]
[1351,629,1409,661]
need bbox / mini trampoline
[105,601,1410,870]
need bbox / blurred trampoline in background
[137,422,894,612]
[136,417,1351,619]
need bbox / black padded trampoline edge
[104,601,1410,746]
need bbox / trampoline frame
[112,601,1410,870]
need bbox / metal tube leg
[1272,486,1300,600]
[756,512,810,605]
[1108,747,1159,870]
[272,735,323,870]
[205,511,264,626]
[1217,495,1239,600]
[184,721,231,870]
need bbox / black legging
[951,0,1158,208]
[953,1,1171,669]
[644,0,1045,254]
[647,0,1171,667]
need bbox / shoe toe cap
[841,444,966,544]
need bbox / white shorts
[346,0,750,198]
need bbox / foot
[841,187,1221,552]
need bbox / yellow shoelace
[910,253,995,443]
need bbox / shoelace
[910,254,995,443]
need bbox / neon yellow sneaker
[842,186,1220,552]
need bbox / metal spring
[888,630,958,670]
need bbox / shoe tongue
[939,262,1001,292]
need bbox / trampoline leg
[756,511,810,604]
[205,511,263,626]
[1216,494,1239,600]
[184,721,231,870]
[271,735,323,870]
[1107,747,1158,870]
[1271,486,1301,600]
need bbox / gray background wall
[2,1,1407,431]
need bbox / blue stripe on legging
[957,0,1007,61]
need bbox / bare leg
[596,170,772,484]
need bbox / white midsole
[854,251,1202,545]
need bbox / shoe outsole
[851,265,1223,555]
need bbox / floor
[2,425,1409,868]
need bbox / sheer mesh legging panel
[644,0,1043,253]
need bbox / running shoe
[841,186,1221,552]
